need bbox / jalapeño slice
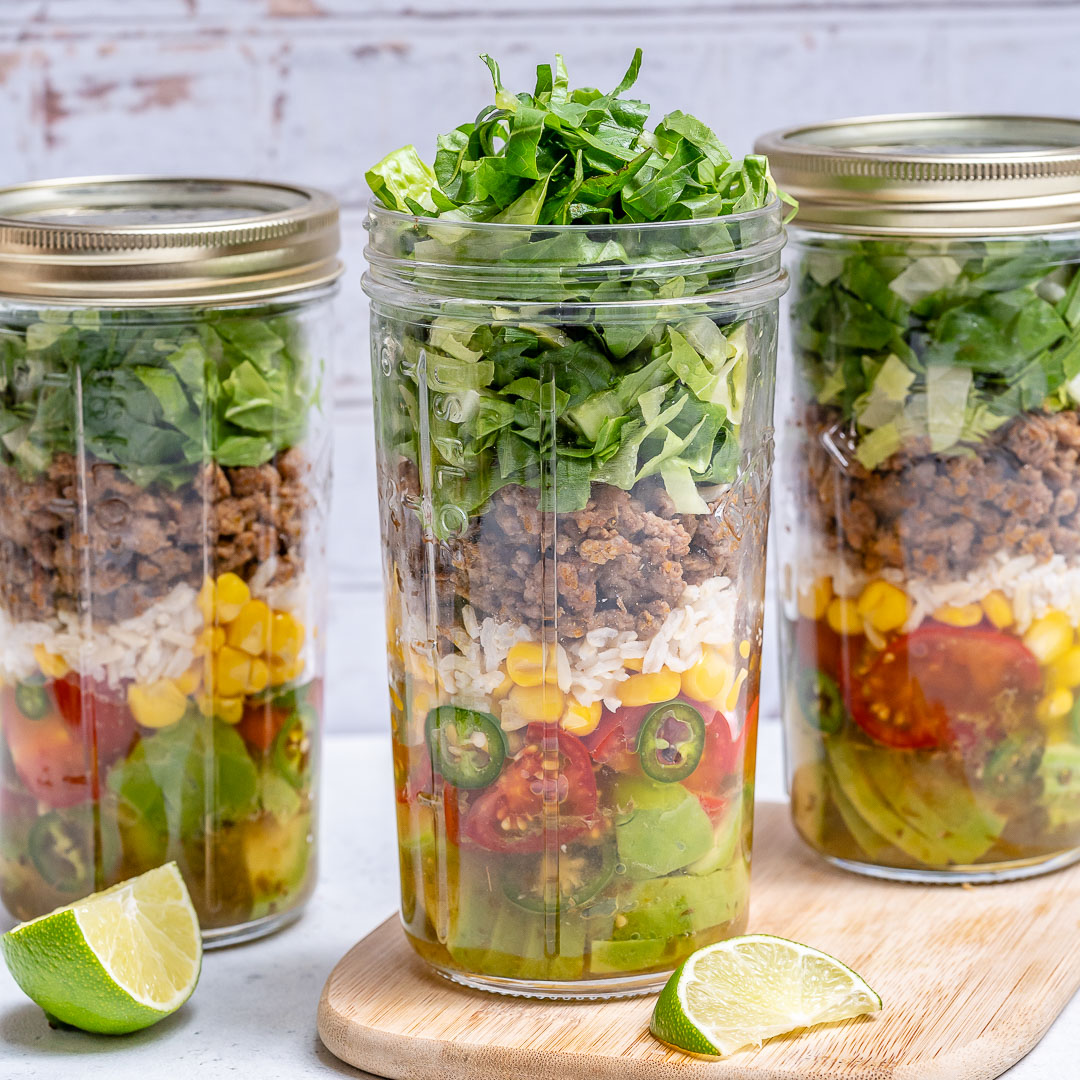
[15,676,51,721]
[502,837,616,913]
[796,666,847,735]
[637,700,706,783]
[425,705,506,790]
[273,703,317,790]
[29,809,92,894]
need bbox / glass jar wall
[365,200,786,997]
[0,178,340,943]
[760,116,1080,882]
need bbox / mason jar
[364,199,786,997]
[758,115,1080,882]
[0,177,340,943]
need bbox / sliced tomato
[2,687,92,808]
[237,701,293,754]
[682,706,738,799]
[585,703,651,773]
[393,739,434,804]
[52,674,136,765]
[463,725,597,853]
[851,625,1041,750]
[794,617,865,694]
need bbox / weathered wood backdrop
[0,1,1075,730]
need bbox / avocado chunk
[589,936,668,975]
[687,801,743,876]
[1040,743,1080,829]
[611,776,713,880]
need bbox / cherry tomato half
[52,674,136,766]
[463,725,598,854]
[851,625,1041,750]
[2,687,92,808]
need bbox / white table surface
[1,724,1077,1079]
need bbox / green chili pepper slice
[636,700,706,783]
[273,704,317,790]
[983,730,1044,798]
[796,667,847,735]
[29,810,92,894]
[15,676,51,721]
[502,836,616,913]
[425,705,506,790]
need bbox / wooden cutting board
[317,802,1080,1080]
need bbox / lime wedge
[650,934,881,1057]
[1,862,202,1034]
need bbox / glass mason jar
[0,178,340,943]
[759,115,1080,882]
[364,199,786,997]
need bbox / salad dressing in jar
[0,177,340,943]
[759,115,1080,882]
[366,53,787,998]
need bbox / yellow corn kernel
[227,599,271,656]
[561,698,602,737]
[270,657,305,687]
[825,597,863,636]
[195,690,214,717]
[507,683,565,723]
[681,648,731,703]
[506,641,558,687]
[1038,687,1075,724]
[492,669,514,700]
[1050,645,1080,690]
[193,626,226,657]
[269,611,306,664]
[215,645,253,698]
[933,603,984,628]
[128,679,189,730]
[1023,610,1075,666]
[216,696,244,724]
[623,655,645,673]
[33,644,69,679]
[797,576,833,620]
[981,590,1014,630]
[174,667,202,696]
[856,581,910,633]
[404,647,436,685]
[247,658,270,694]
[724,668,749,713]
[389,684,404,712]
[197,576,215,623]
[739,639,751,660]
[214,572,251,624]
[618,668,682,707]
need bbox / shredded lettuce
[368,52,779,525]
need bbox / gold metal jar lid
[0,176,342,304]
[755,114,1080,235]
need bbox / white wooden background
[0,0,1076,731]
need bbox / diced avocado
[612,776,713,880]
[612,862,747,942]
[589,936,668,975]
[826,760,898,862]
[1040,743,1080,829]
[856,744,1003,864]
[790,761,829,849]
[448,865,585,980]
[243,810,312,918]
[687,801,742,876]
[825,738,959,866]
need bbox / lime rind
[650,933,882,1058]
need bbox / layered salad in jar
[367,52,785,990]
[783,233,1080,878]
[0,304,326,931]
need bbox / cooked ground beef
[388,460,766,639]
[0,448,312,622]
[801,406,1080,579]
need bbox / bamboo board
[317,802,1080,1080]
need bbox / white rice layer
[424,574,739,717]
[0,558,313,688]
[783,549,1080,635]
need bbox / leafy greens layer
[795,237,1080,468]
[366,51,782,525]
[0,307,317,488]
